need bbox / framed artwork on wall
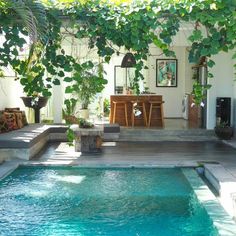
[156,59,178,87]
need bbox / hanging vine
[0,0,236,104]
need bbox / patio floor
[27,140,236,178]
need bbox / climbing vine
[66,0,236,102]
[0,0,236,103]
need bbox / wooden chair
[131,101,147,127]
[112,101,128,126]
[148,101,164,127]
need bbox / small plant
[66,127,76,146]
[215,121,233,140]
[62,98,79,124]
[78,118,94,128]
[216,121,230,128]
[103,98,110,117]
[63,98,78,117]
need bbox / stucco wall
[147,46,193,118]
[0,77,25,110]
[207,52,234,129]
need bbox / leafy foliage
[66,0,236,103]
[0,6,75,97]
[1,0,236,104]
[65,61,108,109]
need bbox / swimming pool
[0,167,220,235]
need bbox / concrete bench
[0,123,120,161]
[0,124,67,160]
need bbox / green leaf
[207,60,215,68]
[53,78,60,85]
[65,86,74,93]
[208,72,214,78]
[64,77,73,82]
[58,71,65,77]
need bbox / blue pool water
[0,167,218,236]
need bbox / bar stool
[131,101,148,127]
[112,101,129,126]
[148,101,164,127]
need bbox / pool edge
[183,168,236,236]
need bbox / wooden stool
[112,101,128,126]
[148,101,164,127]
[131,101,147,127]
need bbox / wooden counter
[110,95,164,127]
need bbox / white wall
[184,49,195,94]
[233,58,236,132]
[147,46,189,117]
[0,77,25,110]
[102,45,194,118]
[207,52,234,129]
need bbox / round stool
[112,101,128,126]
[131,101,147,127]
[148,101,164,127]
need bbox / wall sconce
[121,52,136,68]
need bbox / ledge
[0,124,68,160]
[0,123,120,161]
[204,164,236,219]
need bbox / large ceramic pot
[21,97,49,123]
[214,126,234,140]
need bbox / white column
[52,81,64,123]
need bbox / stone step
[118,128,217,142]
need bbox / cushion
[14,112,24,129]
[4,108,28,127]
[21,111,28,126]
[3,112,18,130]
[5,107,20,112]
[0,111,9,133]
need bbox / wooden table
[110,95,164,127]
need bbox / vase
[21,97,49,123]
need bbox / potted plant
[62,98,79,124]
[214,122,234,140]
[15,43,51,123]
[65,61,107,119]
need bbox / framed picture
[156,59,178,87]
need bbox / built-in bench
[0,124,68,161]
[0,123,120,161]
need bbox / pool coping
[183,168,236,236]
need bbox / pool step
[118,128,218,142]
[204,164,236,218]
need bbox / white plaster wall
[103,55,124,99]
[207,52,234,129]
[233,58,236,131]
[184,49,195,94]
[147,46,187,117]
[0,77,25,110]
[103,46,193,118]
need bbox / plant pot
[214,126,233,140]
[21,97,49,123]
[80,109,89,119]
